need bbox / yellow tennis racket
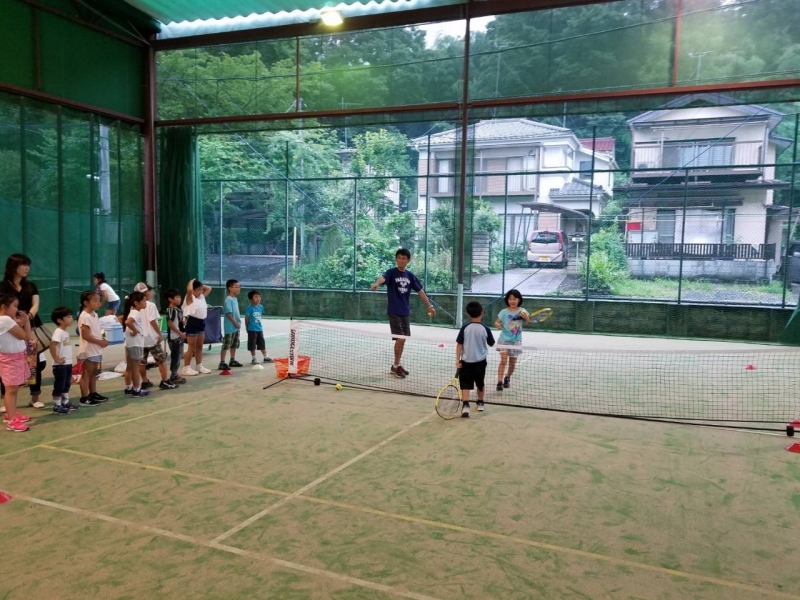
[435,370,462,420]
[526,307,553,324]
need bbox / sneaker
[90,392,109,402]
[182,366,199,377]
[477,401,485,412]
[218,361,230,370]
[229,359,243,368]
[62,401,78,412]
[158,380,178,390]
[496,382,504,392]
[53,405,69,416]
[124,388,134,396]
[141,381,154,390]
[133,389,150,397]
[461,402,470,418]
[390,365,405,379]
[251,356,258,364]
[263,356,273,363]
[397,366,409,378]
[170,376,187,385]
[197,366,211,374]
[6,415,29,432]
[503,376,511,389]
[79,397,101,407]
[0,405,5,413]
[28,400,45,409]
[4,412,31,423]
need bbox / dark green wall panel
[0,0,35,89]
[39,12,144,117]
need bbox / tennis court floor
[1,323,798,599]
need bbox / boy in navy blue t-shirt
[370,248,435,379]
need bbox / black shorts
[388,314,410,337]
[247,331,265,352]
[459,359,487,391]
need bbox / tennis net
[289,320,800,426]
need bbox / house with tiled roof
[410,119,615,246]
[615,94,791,281]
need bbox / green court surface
[1,340,800,600]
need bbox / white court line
[15,495,441,600]
[212,412,434,544]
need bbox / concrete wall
[627,258,777,282]
[205,288,794,343]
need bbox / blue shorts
[185,316,206,337]
[86,355,102,363]
[106,299,120,313]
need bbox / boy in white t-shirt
[49,307,76,415]
[133,282,176,391]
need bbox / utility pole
[688,51,713,82]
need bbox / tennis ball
[314,378,321,386]
[335,383,343,391]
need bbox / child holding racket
[456,301,495,418]
[494,289,530,392]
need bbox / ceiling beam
[153,0,609,51]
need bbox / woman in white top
[93,272,120,316]
[181,278,212,376]
[0,295,33,432]
[123,291,149,398]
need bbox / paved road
[470,267,569,295]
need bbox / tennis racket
[435,370,462,420]
[526,307,553,324]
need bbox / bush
[580,226,628,293]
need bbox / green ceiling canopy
[122,0,464,25]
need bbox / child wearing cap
[133,282,176,391]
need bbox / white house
[616,94,792,281]
[410,119,616,246]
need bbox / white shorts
[497,340,523,358]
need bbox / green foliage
[580,226,629,293]
[589,227,628,271]
[473,199,503,240]
[504,243,529,269]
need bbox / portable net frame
[287,320,800,430]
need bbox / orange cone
[745,364,756,370]
[0,491,12,504]
[786,443,800,454]
[220,369,232,376]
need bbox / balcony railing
[626,243,776,261]
[632,141,763,171]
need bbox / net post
[288,320,299,375]
[456,283,464,326]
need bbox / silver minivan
[526,230,568,268]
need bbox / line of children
[2,275,277,430]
